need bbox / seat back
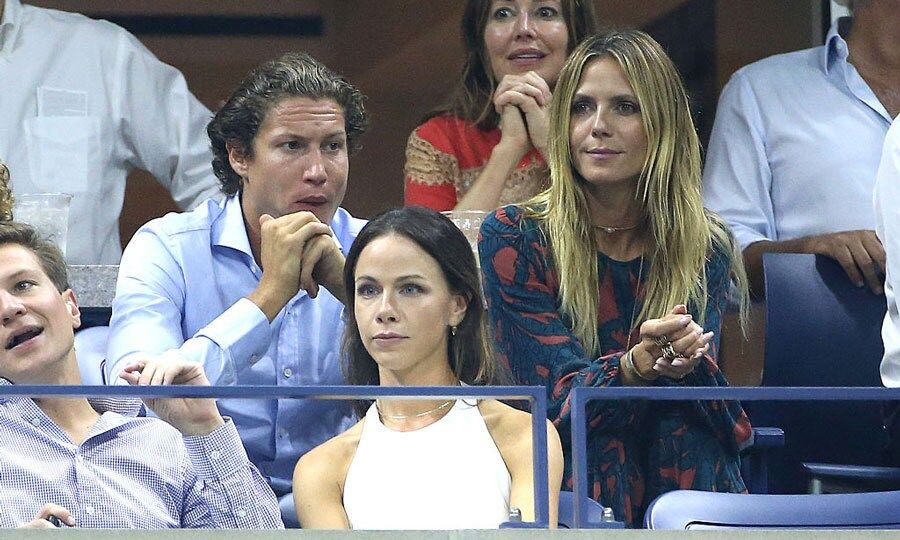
[756,253,887,492]
[556,490,607,528]
[645,489,900,529]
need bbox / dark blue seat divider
[760,253,896,493]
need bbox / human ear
[226,142,250,179]
[448,292,468,328]
[63,289,82,330]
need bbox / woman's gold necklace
[593,223,640,234]
[375,399,454,421]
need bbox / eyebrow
[272,130,346,140]
[355,274,427,282]
[0,269,37,283]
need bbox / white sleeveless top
[342,400,512,529]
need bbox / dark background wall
[31,0,823,247]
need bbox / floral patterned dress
[478,205,751,527]
[403,115,548,211]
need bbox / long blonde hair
[524,30,748,356]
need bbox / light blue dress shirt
[703,18,893,251]
[0,391,283,528]
[107,194,364,497]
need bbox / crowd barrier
[0,384,551,527]
[570,386,900,528]
[8,384,900,531]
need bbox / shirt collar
[211,194,255,257]
[0,0,23,56]
[212,192,351,256]
[822,16,853,74]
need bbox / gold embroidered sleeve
[404,130,460,187]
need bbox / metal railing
[569,386,900,528]
[1,384,551,527]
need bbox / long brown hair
[342,206,503,416]
[433,0,599,130]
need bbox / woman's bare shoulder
[294,418,366,483]
[478,400,537,445]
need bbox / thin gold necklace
[593,223,640,234]
[376,399,454,421]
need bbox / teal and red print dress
[479,206,751,527]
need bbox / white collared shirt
[0,0,220,264]
[876,118,900,386]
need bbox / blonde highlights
[524,30,748,356]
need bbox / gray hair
[207,52,369,195]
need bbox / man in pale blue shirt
[703,0,899,297]
[0,222,281,529]
[106,52,369,522]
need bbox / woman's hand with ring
[635,305,711,380]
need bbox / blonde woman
[479,30,751,527]
[0,160,12,221]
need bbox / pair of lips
[6,326,43,350]
[586,148,623,155]
[373,332,407,340]
[508,49,546,60]
[296,195,328,206]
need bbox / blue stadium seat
[755,253,900,493]
[645,489,900,529]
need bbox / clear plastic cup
[14,193,72,257]
[441,210,487,265]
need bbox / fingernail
[672,359,684,367]
[652,364,661,371]
[680,316,690,325]
[67,517,76,526]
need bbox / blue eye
[356,283,378,298]
[400,283,424,295]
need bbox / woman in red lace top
[404,0,598,212]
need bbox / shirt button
[236,509,247,518]
[279,429,289,439]
[30,417,41,427]
[283,367,293,378]
[249,354,259,365]
[210,450,222,461]
[85,505,95,515]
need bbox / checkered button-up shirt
[0,395,284,529]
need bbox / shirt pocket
[23,116,101,194]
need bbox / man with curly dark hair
[106,52,369,526]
